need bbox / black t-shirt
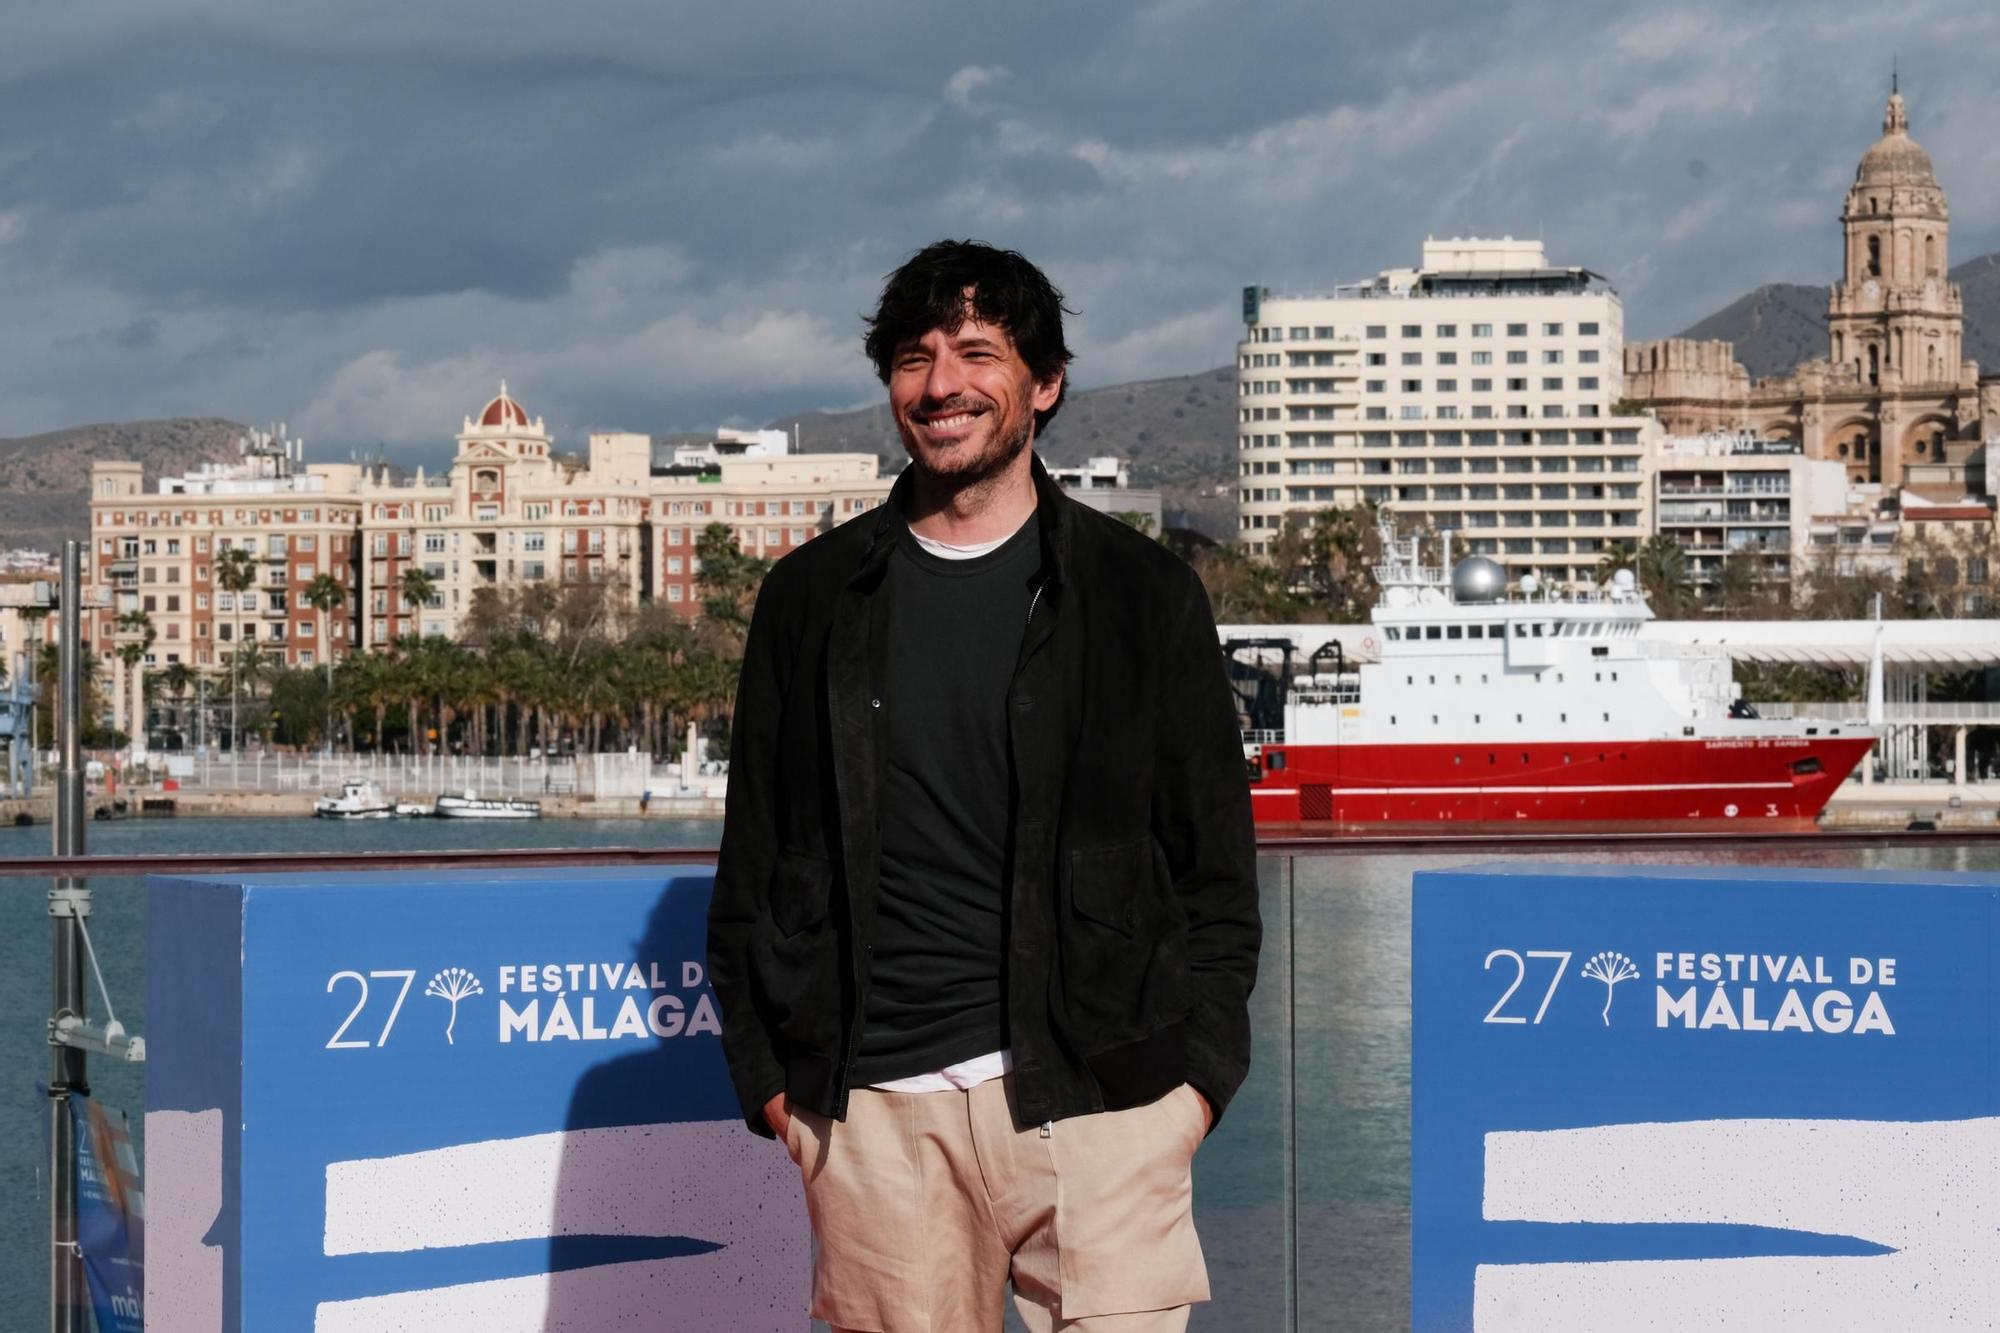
[849,516,1040,1084]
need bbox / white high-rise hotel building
[1236,238,1656,584]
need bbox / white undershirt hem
[868,1048,1012,1094]
[907,512,1032,561]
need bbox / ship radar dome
[1518,572,1540,597]
[1452,556,1505,603]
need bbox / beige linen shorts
[784,1075,1210,1333]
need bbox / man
[708,240,1259,1332]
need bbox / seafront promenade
[5,756,1991,828]
[0,749,730,821]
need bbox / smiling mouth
[910,405,989,440]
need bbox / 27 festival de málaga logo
[1481,945,1898,1035]
[322,957,721,1051]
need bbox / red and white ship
[1238,522,1877,832]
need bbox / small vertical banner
[73,1094,145,1332]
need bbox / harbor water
[0,817,1994,1328]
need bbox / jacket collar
[860,451,1074,585]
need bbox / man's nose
[922,350,969,403]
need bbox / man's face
[887,311,1062,486]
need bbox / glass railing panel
[5,825,1997,1328]
[1288,838,2000,1333]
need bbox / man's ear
[1031,370,1064,415]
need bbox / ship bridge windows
[1446,626,1463,639]
[1385,627,1402,640]
[1425,626,1442,639]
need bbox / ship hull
[1250,734,1875,832]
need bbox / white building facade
[1237,238,1655,586]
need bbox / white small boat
[434,789,541,820]
[393,801,433,818]
[314,779,395,820]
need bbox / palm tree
[304,572,346,691]
[215,545,258,752]
[1595,539,1640,584]
[333,650,396,751]
[397,567,437,634]
[1635,534,1695,617]
[114,609,156,747]
[159,660,194,747]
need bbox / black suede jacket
[706,456,1260,1137]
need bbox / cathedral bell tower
[1824,84,1965,483]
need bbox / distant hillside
[1676,249,2000,378]
[767,364,1240,539]
[1676,283,1826,379]
[0,418,245,554]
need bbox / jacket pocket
[755,850,843,1055]
[1056,840,1189,1051]
[770,849,831,936]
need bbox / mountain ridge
[0,418,248,556]
[1672,249,2000,379]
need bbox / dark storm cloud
[0,0,1995,454]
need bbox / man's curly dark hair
[863,239,1075,436]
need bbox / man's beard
[903,399,1034,493]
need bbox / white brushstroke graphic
[1476,1116,2000,1330]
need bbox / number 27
[327,970,417,1049]
[1483,950,1571,1025]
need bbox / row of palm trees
[320,631,739,758]
[132,558,743,757]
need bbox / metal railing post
[49,540,88,1333]
[1284,852,1298,1333]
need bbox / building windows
[1400,406,1423,420]
[1366,407,1388,420]
[1579,349,1600,364]
[1579,322,1599,336]
[1400,324,1421,337]
[1366,380,1386,393]
[1435,324,1457,338]
[1365,325,1386,339]
[1471,323,1493,337]
[1507,378,1527,391]
[1436,406,1459,419]
[1471,378,1493,392]
[1542,377,1564,391]
[1506,323,1527,336]
[1401,352,1422,366]
[1579,376,1599,391]
[1543,350,1564,365]
[1436,379,1458,392]
[667,584,685,603]
[1505,350,1527,366]
[1366,352,1386,367]
[1401,379,1422,392]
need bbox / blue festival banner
[1412,863,2000,1332]
[146,866,809,1332]
[73,1094,144,1332]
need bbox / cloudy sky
[3,1,1997,466]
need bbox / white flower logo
[425,968,484,1045]
[1581,951,1640,1026]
